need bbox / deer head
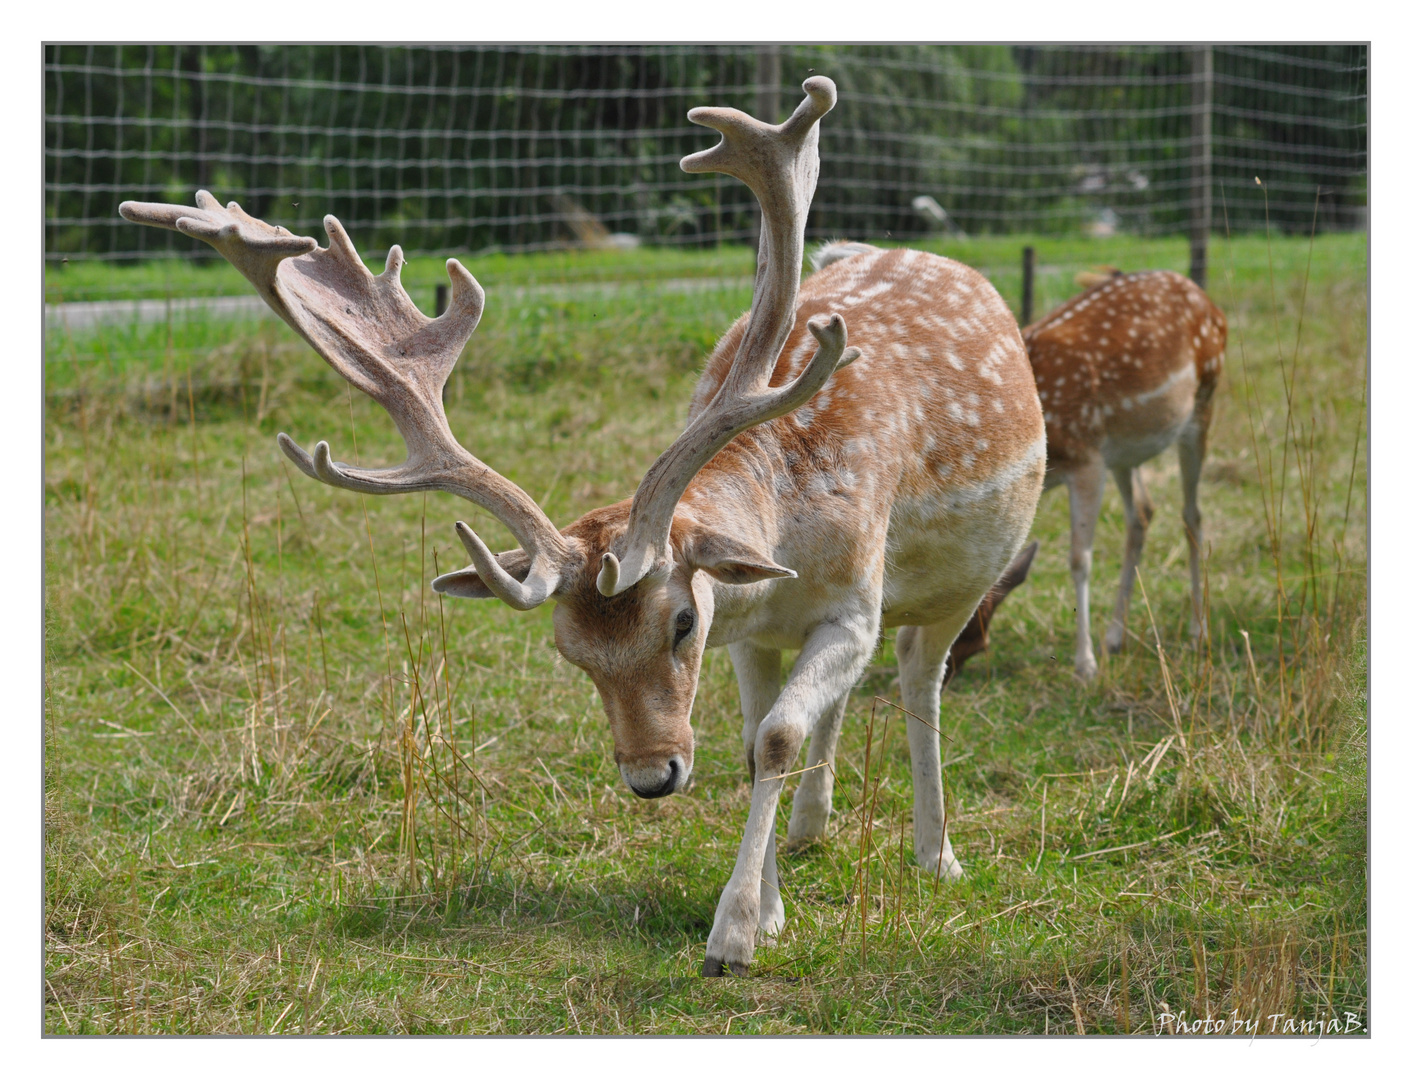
[119,77,856,800]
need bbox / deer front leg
[785,694,848,849]
[728,642,785,938]
[1064,459,1106,681]
[705,618,876,977]
[1105,465,1154,655]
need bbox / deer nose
[622,755,687,799]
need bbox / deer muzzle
[619,753,692,799]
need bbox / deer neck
[674,432,814,646]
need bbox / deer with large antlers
[121,77,1046,977]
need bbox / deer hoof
[918,850,965,880]
[703,956,750,978]
[1103,627,1126,654]
[784,815,829,851]
[758,902,785,940]
[786,792,832,849]
[1075,656,1099,682]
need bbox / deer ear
[681,528,797,586]
[432,548,532,599]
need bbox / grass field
[44,230,1367,1034]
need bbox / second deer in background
[1027,268,1226,680]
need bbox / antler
[118,192,574,610]
[597,76,860,597]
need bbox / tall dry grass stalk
[1221,185,1364,756]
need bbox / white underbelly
[1100,363,1197,470]
[1101,420,1187,471]
[880,448,1044,627]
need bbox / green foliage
[46,45,1366,262]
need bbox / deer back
[1024,270,1226,469]
[687,247,1046,528]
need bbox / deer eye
[673,609,695,648]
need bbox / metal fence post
[1189,45,1213,289]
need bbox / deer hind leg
[1104,465,1155,655]
[896,615,971,879]
[1178,382,1216,641]
[786,693,848,850]
[1064,459,1107,681]
[729,642,785,938]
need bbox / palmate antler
[596,76,860,597]
[118,192,574,609]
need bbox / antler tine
[598,77,858,597]
[120,190,318,314]
[120,192,574,610]
[682,76,837,392]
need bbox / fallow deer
[1025,270,1225,680]
[119,77,1046,977]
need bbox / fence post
[435,284,448,318]
[1189,45,1213,289]
[1021,245,1035,326]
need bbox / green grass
[44,231,1367,1034]
[44,244,759,305]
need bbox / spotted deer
[120,77,1046,977]
[940,540,1037,687]
[1025,270,1225,680]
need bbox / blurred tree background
[45,44,1367,262]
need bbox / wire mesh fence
[45,44,1367,265]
